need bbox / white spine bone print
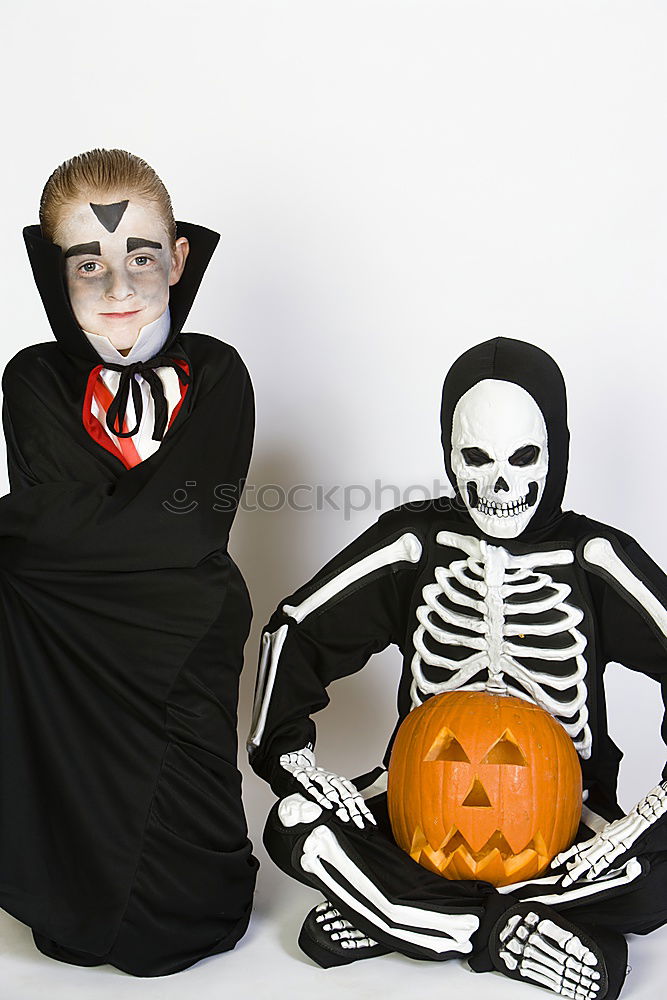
[410,530,592,758]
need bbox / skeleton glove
[279,747,377,829]
[551,782,667,886]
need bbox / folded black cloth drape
[0,222,258,959]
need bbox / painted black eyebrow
[64,242,101,259]
[126,237,162,252]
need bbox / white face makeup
[451,379,549,539]
[56,196,188,351]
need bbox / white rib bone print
[410,530,592,758]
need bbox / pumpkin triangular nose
[462,777,492,807]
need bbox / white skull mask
[451,379,549,539]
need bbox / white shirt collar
[83,307,172,366]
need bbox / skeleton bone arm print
[548,532,667,885]
[247,519,425,799]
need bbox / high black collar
[23,221,220,364]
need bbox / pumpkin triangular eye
[481,729,527,766]
[462,777,492,807]
[425,728,471,763]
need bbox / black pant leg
[264,792,517,962]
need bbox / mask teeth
[476,494,529,517]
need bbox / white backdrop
[1,2,666,997]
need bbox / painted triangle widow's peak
[89,200,129,233]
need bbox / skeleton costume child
[0,221,258,976]
[248,338,667,1000]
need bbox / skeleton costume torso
[249,501,667,818]
[411,529,593,759]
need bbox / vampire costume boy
[249,338,667,1000]
[0,221,258,976]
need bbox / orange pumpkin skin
[387,691,582,887]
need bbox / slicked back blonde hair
[39,148,177,248]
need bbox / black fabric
[298,905,391,968]
[0,221,258,963]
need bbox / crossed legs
[264,789,664,999]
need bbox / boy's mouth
[99,310,143,319]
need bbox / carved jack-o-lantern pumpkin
[387,691,582,887]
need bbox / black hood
[23,221,220,364]
[440,337,569,537]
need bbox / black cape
[0,222,258,954]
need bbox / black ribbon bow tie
[102,355,191,442]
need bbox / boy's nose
[105,270,134,300]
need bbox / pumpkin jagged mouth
[410,825,550,885]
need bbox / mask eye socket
[508,444,540,467]
[461,447,492,467]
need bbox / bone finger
[356,796,377,824]
[590,855,621,879]
[563,966,600,990]
[562,862,591,886]
[340,936,375,949]
[561,974,599,997]
[315,774,346,806]
[524,947,600,990]
[552,847,578,868]
[537,919,596,965]
[323,919,352,933]
[516,922,531,942]
[562,988,597,1000]
[345,929,369,940]
[541,934,595,966]
[294,773,334,809]
[564,956,601,980]
[328,775,358,800]
[518,960,564,991]
[522,956,563,986]
[333,928,366,941]
[340,792,375,828]
[499,913,523,943]
[341,937,376,950]
[521,955,596,997]
[524,942,569,975]
[537,919,574,950]
[528,929,580,967]
[499,949,519,971]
